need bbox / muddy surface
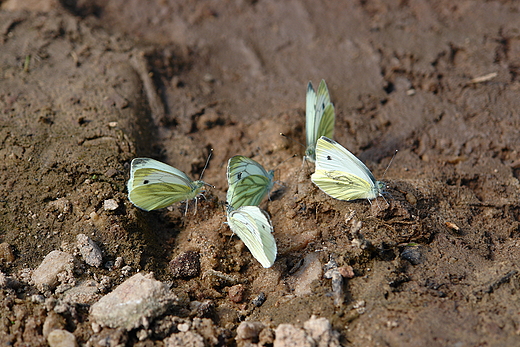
[1,1,520,346]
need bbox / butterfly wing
[305,80,335,162]
[311,137,382,201]
[311,169,376,200]
[228,175,273,208]
[127,158,204,211]
[226,205,277,268]
[226,156,274,208]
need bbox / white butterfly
[305,80,335,163]
[226,155,274,208]
[311,137,385,201]
[127,158,209,211]
[226,204,277,268]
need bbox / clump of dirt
[1,1,520,346]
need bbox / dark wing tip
[320,136,336,144]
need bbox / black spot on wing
[237,172,242,180]
[143,180,149,184]
[327,156,332,160]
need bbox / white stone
[32,251,74,291]
[90,273,177,330]
[47,329,77,347]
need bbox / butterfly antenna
[199,148,213,181]
[280,133,306,149]
[268,154,297,200]
[382,150,398,180]
[273,153,298,171]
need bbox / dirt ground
[1,0,520,346]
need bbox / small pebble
[338,265,355,279]
[236,321,264,342]
[177,322,190,332]
[259,328,275,345]
[104,261,114,270]
[89,211,99,221]
[401,245,423,265]
[274,324,312,347]
[164,331,204,347]
[103,199,119,211]
[0,242,15,263]
[76,234,103,267]
[32,250,74,291]
[114,257,124,269]
[47,329,77,347]
[252,292,266,307]
[293,253,322,297]
[104,168,118,177]
[189,299,214,318]
[61,281,100,305]
[353,300,366,314]
[303,315,341,346]
[31,294,45,304]
[48,198,72,214]
[43,311,66,338]
[90,273,177,330]
[121,265,132,276]
[228,284,245,303]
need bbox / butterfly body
[127,158,208,211]
[226,204,276,268]
[311,137,385,201]
[305,80,335,163]
[226,156,274,208]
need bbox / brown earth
[1,0,520,346]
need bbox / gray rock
[61,280,100,305]
[303,316,341,347]
[273,316,341,347]
[274,324,314,347]
[32,250,74,291]
[236,321,265,343]
[43,311,66,338]
[164,331,205,347]
[76,234,103,267]
[292,252,323,296]
[90,273,177,330]
[47,329,77,347]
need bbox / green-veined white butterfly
[226,155,274,208]
[127,158,210,211]
[311,137,385,201]
[305,80,335,163]
[226,204,277,268]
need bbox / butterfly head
[225,202,236,214]
[304,146,316,163]
[375,180,386,197]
